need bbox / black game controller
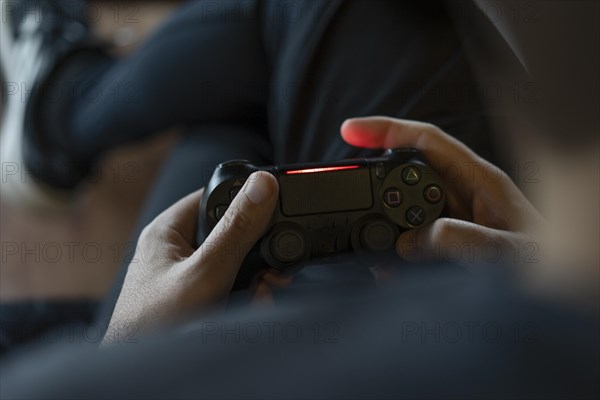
[197,149,445,289]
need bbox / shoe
[0,0,107,210]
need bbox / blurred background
[0,1,181,301]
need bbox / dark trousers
[3,270,598,399]
[44,0,494,325]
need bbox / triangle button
[402,166,421,185]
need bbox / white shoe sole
[1,0,74,211]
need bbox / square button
[384,188,402,208]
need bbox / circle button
[424,185,442,203]
[270,229,305,263]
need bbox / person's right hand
[102,171,289,345]
[341,117,545,269]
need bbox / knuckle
[496,169,513,185]
[422,122,443,139]
[424,122,441,133]
[138,219,173,249]
[482,161,509,181]
[429,218,454,244]
[416,123,442,149]
[138,224,154,243]
[494,231,518,251]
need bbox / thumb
[190,171,279,286]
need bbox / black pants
[50,1,494,325]
[3,270,599,399]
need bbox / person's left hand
[102,171,290,345]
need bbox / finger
[369,263,398,284]
[252,280,274,306]
[152,188,205,244]
[341,116,479,164]
[396,217,521,270]
[190,171,279,288]
[261,269,294,288]
[340,117,503,192]
[251,269,295,305]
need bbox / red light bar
[284,165,360,175]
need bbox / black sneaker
[1,0,108,210]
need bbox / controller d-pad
[406,206,425,226]
[215,204,229,220]
[229,185,242,201]
[270,229,305,263]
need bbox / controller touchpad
[279,167,373,216]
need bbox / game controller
[197,149,445,289]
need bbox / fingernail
[244,171,272,205]
[341,118,354,129]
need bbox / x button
[406,206,425,226]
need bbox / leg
[2,0,269,196]
[31,0,268,159]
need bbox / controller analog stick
[359,220,396,251]
[269,229,305,263]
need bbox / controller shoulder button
[218,159,250,169]
[383,148,418,157]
